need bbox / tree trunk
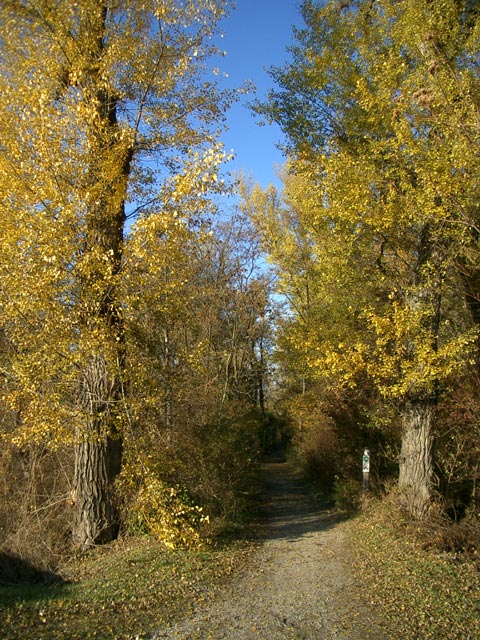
[73,354,124,548]
[398,398,434,518]
[397,224,440,519]
[73,434,123,547]
[71,4,132,548]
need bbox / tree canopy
[250,0,480,517]
[0,0,256,550]
[1,0,480,567]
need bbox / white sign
[362,449,370,473]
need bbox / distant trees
[122,211,272,535]
[250,0,480,517]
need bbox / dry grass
[346,494,480,640]
[0,535,255,640]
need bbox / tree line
[1,0,479,569]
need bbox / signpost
[362,448,370,493]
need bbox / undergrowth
[0,536,254,640]
[347,494,480,640]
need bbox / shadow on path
[152,452,388,639]
[257,458,345,543]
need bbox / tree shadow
[257,460,349,542]
[0,551,66,587]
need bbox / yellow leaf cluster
[118,467,208,549]
[0,0,237,456]
[248,0,480,407]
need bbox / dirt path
[153,457,387,639]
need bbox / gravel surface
[152,457,387,640]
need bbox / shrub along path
[152,455,387,639]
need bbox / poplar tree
[254,0,480,517]
[0,0,234,547]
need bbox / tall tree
[0,0,234,547]
[254,0,480,517]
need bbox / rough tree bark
[73,356,124,546]
[72,4,132,548]
[397,225,440,519]
[398,398,434,518]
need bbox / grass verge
[346,497,480,640]
[0,536,255,640]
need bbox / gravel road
[152,456,387,640]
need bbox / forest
[0,0,479,625]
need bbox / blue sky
[217,1,303,190]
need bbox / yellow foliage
[247,0,480,410]
[0,0,236,453]
[118,467,208,549]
